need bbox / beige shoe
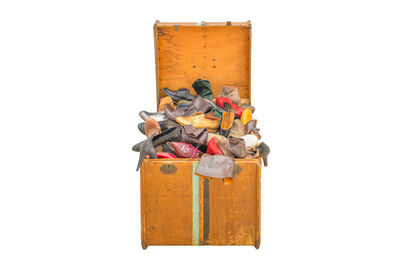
[229,119,245,138]
[176,112,221,130]
[206,133,228,145]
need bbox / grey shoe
[139,110,167,122]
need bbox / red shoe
[171,142,203,158]
[206,137,224,155]
[215,97,245,117]
[156,152,178,159]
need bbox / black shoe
[132,126,182,152]
[163,87,196,102]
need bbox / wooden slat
[154,22,251,108]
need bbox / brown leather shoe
[219,86,241,106]
[195,154,234,179]
[229,119,245,138]
[163,87,196,102]
[144,118,161,138]
[244,120,261,139]
[158,96,175,111]
[176,112,221,130]
[164,96,212,121]
[226,136,248,158]
[180,125,208,145]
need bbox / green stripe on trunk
[192,162,200,245]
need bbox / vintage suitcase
[140,21,263,249]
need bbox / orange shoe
[240,108,253,126]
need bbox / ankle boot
[226,136,248,158]
[219,86,241,106]
[181,125,208,145]
[136,138,157,171]
[192,79,213,101]
[257,142,270,166]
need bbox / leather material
[164,96,212,121]
[206,137,224,155]
[156,152,178,158]
[162,141,178,156]
[240,108,253,127]
[132,127,181,152]
[219,110,235,137]
[163,87,196,102]
[158,96,175,111]
[206,133,227,145]
[138,120,180,135]
[219,86,241,106]
[171,142,203,158]
[192,79,213,101]
[229,119,245,138]
[226,137,248,158]
[139,110,167,122]
[136,138,157,171]
[145,118,161,138]
[184,96,213,116]
[214,138,234,157]
[176,112,221,130]
[244,120,261,139]
[181,125,208,145]
[164,104,188,121]
[215,97,245,117]
[257,142,270,166]
[195,154,235,179]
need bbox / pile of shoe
[132,79,270,179]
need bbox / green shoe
[192,79,213,101]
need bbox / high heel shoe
[256,142,270,166]
[136,138,157,171]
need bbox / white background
[1,0,399,266]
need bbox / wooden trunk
[141,21,263,249]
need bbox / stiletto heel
[136,138,157,171]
